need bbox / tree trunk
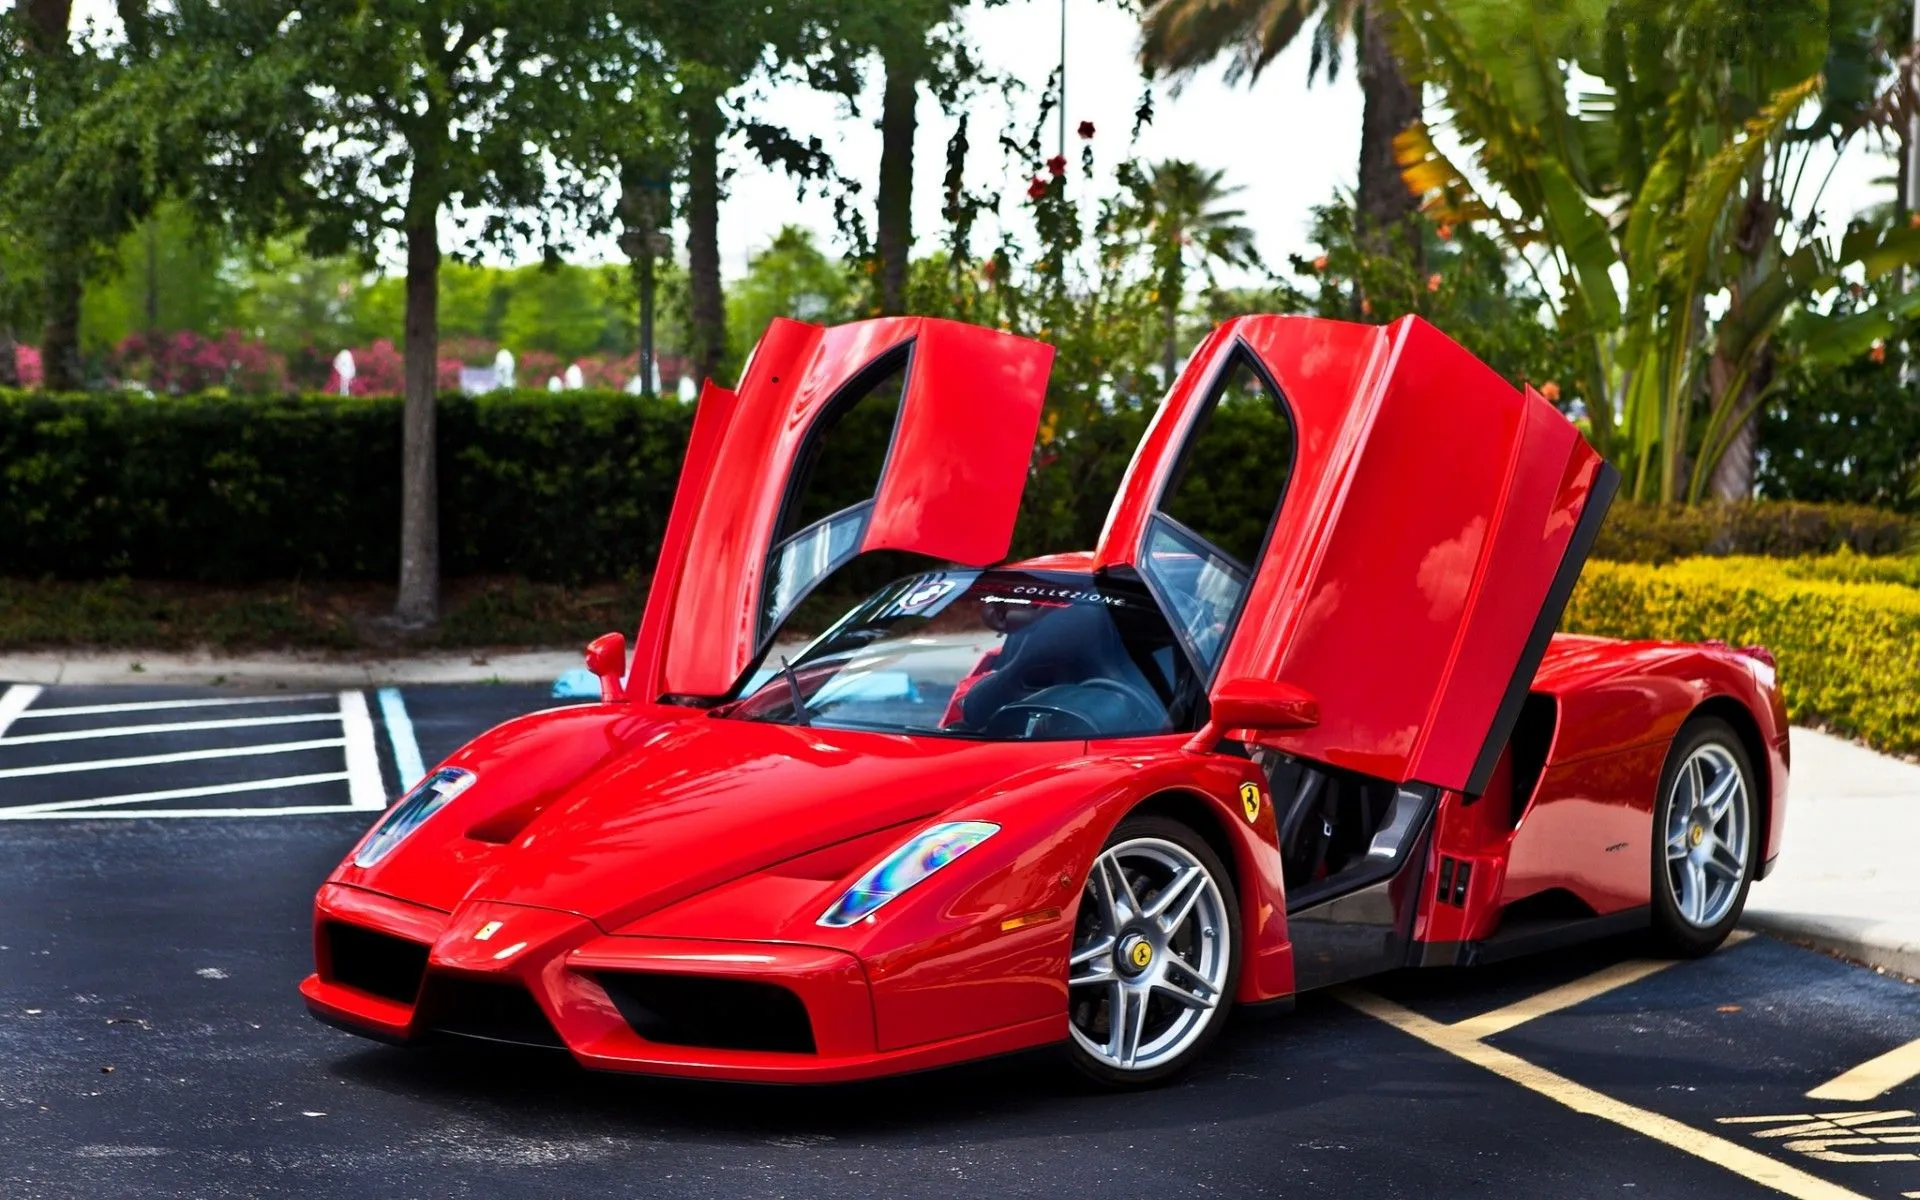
[41,256,82,391]
[144,219,160,335]
[395,219,441,625]
[1705,346,1772,502]
[876,49,918,316]
[26,0,80,390]
[1161,298,1178,386]
[619,165,669,399]
[0,323,17,389]
[1355,0,1422,265]
[685,94,726,385]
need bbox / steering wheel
[1072,677,1166,727]
[982,703,1101,740]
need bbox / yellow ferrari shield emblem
[1129,941,1153,969]
[1240,782,1262,824]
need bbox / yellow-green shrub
[1565,556,1920,755]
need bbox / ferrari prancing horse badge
[1239,782,1262,823]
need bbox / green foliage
[1760,320,1920,514]
[1591,501,1915,563]
[1565,557,1920,755]
[725,227,858,366]
[1283,201,1582,393]
[79,202,240,353]
[1392,0,1920,502]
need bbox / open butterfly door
[629,317,1054,704]
[1097,315,1616,987]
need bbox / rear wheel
[1650,717,1758,956]
[1066,814,1240,1087]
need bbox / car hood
[340,706,1080,931]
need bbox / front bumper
[301,883,1061,1084]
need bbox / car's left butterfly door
[628,317,1054,704]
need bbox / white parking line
[0,802,366,821]
[0,712,337,746]
[0,737,347,780]
[14,693,331,719]
[0,684,43,739]
[376,687,426,790]
[0,772,352,817]
[338,690,386,809]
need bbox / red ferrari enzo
[302,313,1788,1086]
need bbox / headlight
[352,767,477,868]
[817,821,998,927]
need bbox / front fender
[838,744,1291,1053]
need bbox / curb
[0,649,583,689]
[1740,912,1920,983]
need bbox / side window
[1157,354,1293,568]
[763,346,911,638]
[1142,349,1295,677]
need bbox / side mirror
[1184,677,1319,754]
[585,632,629,703]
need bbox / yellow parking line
[1339,987,1873,1200]
[1808,1038,1920,1103]
[1447,931,1751,1040]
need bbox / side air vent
[323,922,428,1004]
[598,973,816,1054]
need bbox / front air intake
[323,922,428,1005]
[597,973,816,1054]
[416,975,566,1049]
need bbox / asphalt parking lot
[1,683,1917,1200]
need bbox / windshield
[727,568,1207,740]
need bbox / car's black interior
[960,604,1175,738]
[1255,749,1403,894]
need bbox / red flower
[1437,223,1454,241]
[1426,272,1443,293]
[1540,381,1562,402]
[1046,154,1067,177]
[1027,176,1049,200]
[1077,120,1095,140]
[1870,341,1887,364]
[1311,254,1329,272]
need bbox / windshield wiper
[780,655,811,726]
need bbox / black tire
[1065,813,1241,1088]
[1649,716,1760,957]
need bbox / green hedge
[1,387,1913,584]
[1591,500,1913,563]
[1565,556,1920,755]
[0,389,691,583]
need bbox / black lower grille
[598,973,815,1054]
[324,922,428,1004]
[417,975,565,1049]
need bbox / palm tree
[1138,0,1421,261]
[1119,160,1261,382]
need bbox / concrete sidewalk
[0,647,583,688]
[1744,727,1920,979]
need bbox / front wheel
[1650,717,1759,957]
[1066,815,1240,1087]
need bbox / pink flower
[14,344,42,387]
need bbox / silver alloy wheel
[1663,743,1750,928]
[1068,837,1231,1073]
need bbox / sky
[68,0,1902,285]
